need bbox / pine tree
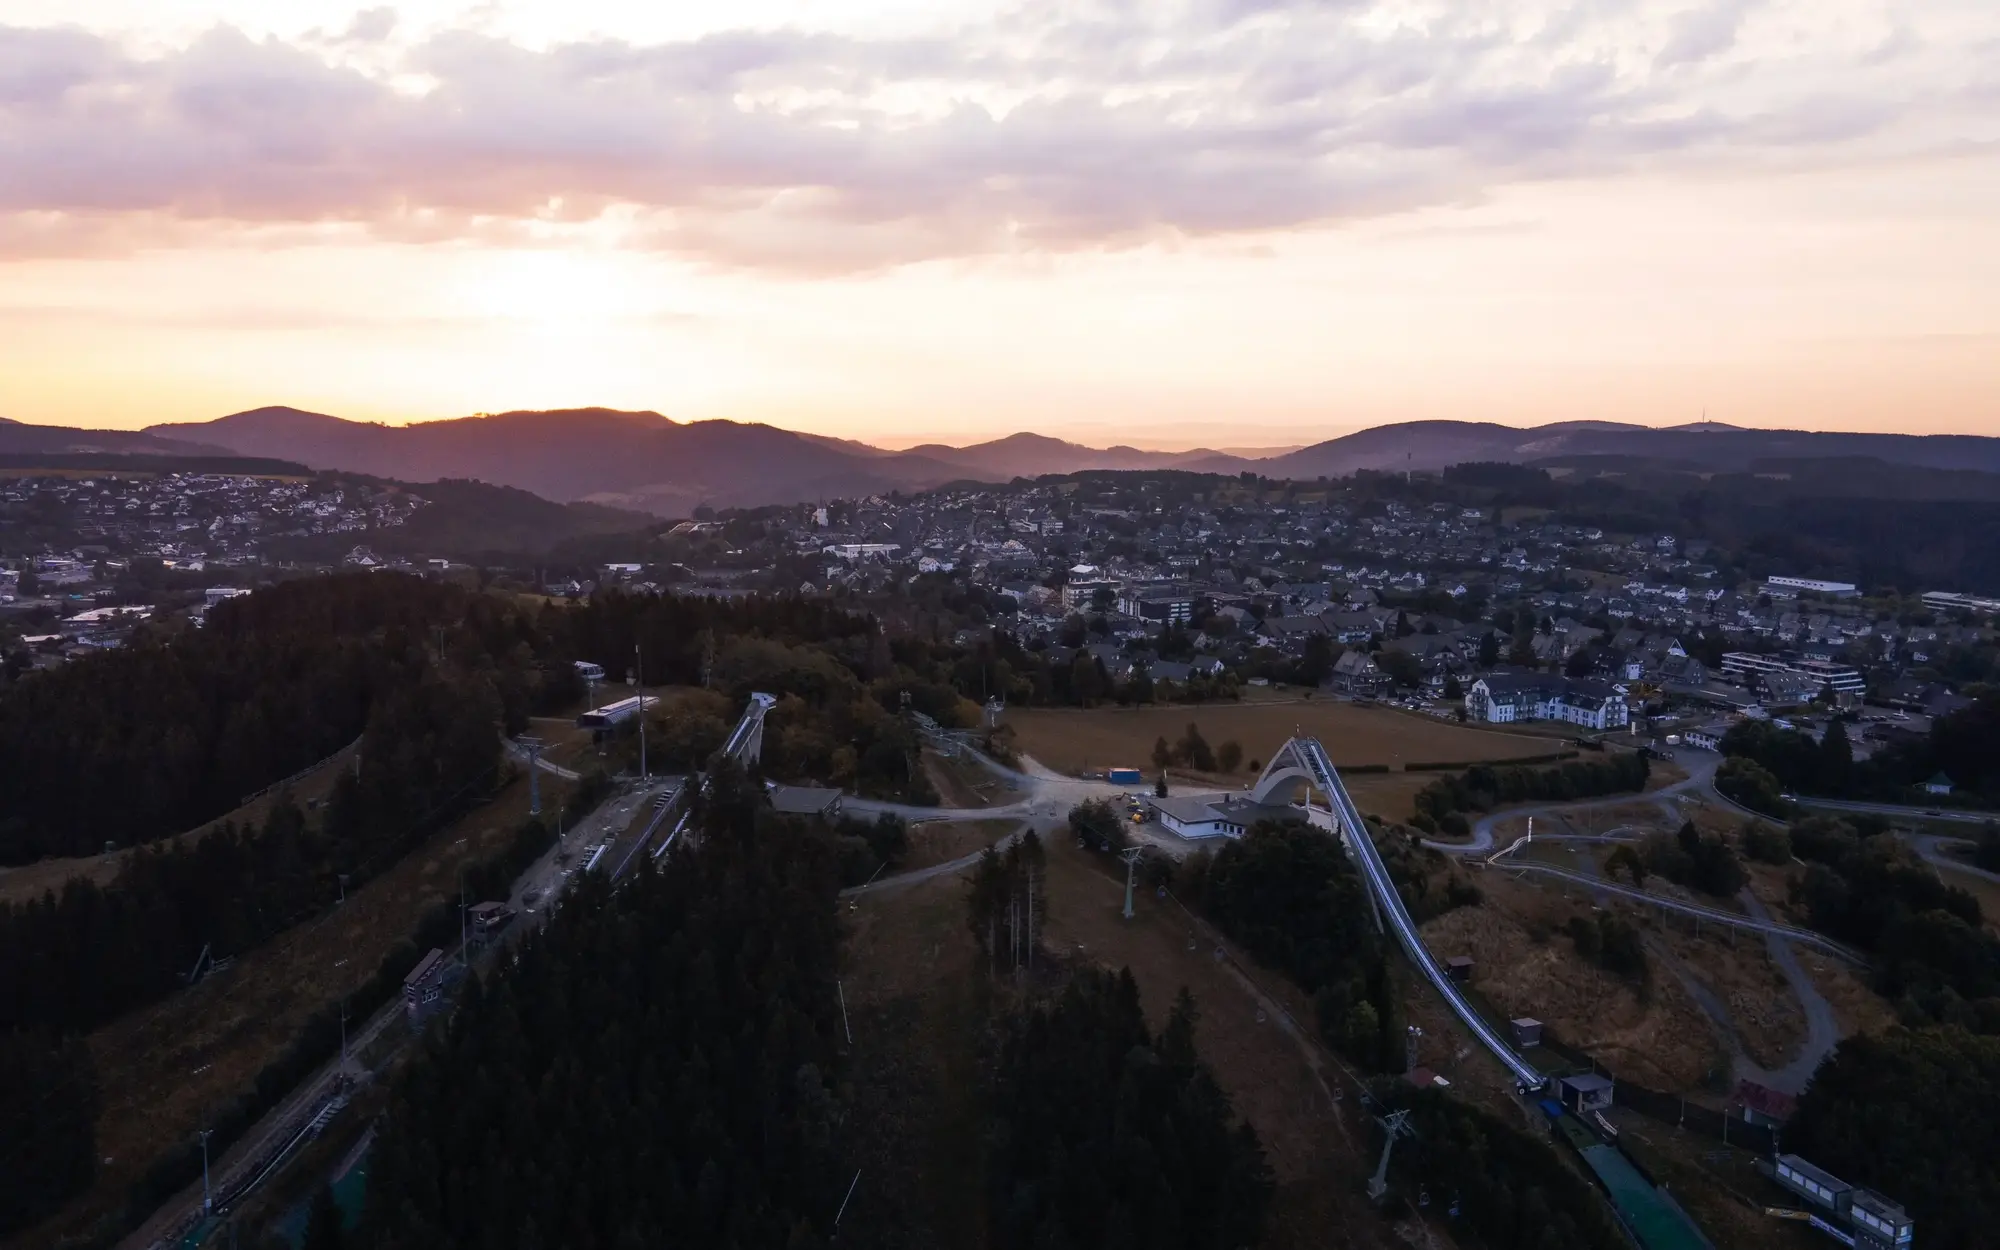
[303,1183,345,1250]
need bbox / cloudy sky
[0,0,1994,447]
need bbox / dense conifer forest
[0,1028,99,1234]
[1179,821,1407,1072]
[987,973,1272,1250]
[358,766,850,1250]
[0,572,578,863]
[1379,1088,1628,1250]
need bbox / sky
[0,0,1995,449]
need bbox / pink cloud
[0,1,1983,272]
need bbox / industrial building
[576,694,657,730]
[1762,576,1860,599]
[1143,793,1304,840]
[1719,653,1866,697]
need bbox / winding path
[1734,889,1843,1094]
[1423,752,1720,856]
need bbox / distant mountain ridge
[0,406,1990,518]
[1257,420,2000,479]
[137,407,1259,515]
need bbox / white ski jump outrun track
[1254,738,1549,1092]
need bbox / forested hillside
[1181,821,1407,1072]
[358,766,850,1249]
[0,572,579,863]
[988,973,1272,1249]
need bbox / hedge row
[1403,750,1579,773]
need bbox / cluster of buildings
[1,471,430,666]
[733,478,1995,732]
[0,471,421,569]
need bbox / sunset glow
[1,0,1994,446]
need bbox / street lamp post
[633,642,647,783]
[199,1128,214,1213]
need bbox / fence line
[239,735,363,807]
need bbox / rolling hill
[0,406,1950,516]
[1262,420,2000,479]
[0,421,226,458]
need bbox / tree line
[1179,820,1407,1071]
[1378,1087,1629,1250]
[1411,752,1651,836]
[1721,695,2000,807]
[0,1028,97,1235]
[1786,815,2000,1031]
[0,659,521,1037]
[1787,1025,2000,1250]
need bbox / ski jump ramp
[1254,738,1548,1092]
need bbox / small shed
[768,785,844,820]
[1510,1017,1544,1048]
[1733,1078,1797,1127]
[1446,956,1474,983]
[469,901,516,937]
[1557,1072,1615,1114]
[403,948,448,1012]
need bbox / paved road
[1794,795,2000,826]
[1498,861,1867,963]
[844,796,1036,822]
[1906,834,2000,885]
[841,819,1038,897]
[844,745,1129,827]
[1425,752,1719,856]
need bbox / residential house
[1330,648,1387,696]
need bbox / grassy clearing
[1796,949,1898,1039]
[921,750,1007,809]
[903,819,1018,871]
[1004,700,1559,779]
[842,829,1432,1249]
[1425,872,1727,1091]
[1607,1111,1818,1250]
[1651,924,1806,1071]
[839,866,990,1248]
[30,764,574,1246]
[0,740,363,907]
[1033,836,1447,1248]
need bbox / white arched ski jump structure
[1253,738,1548,1092]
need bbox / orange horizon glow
[0,1,1994,448]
